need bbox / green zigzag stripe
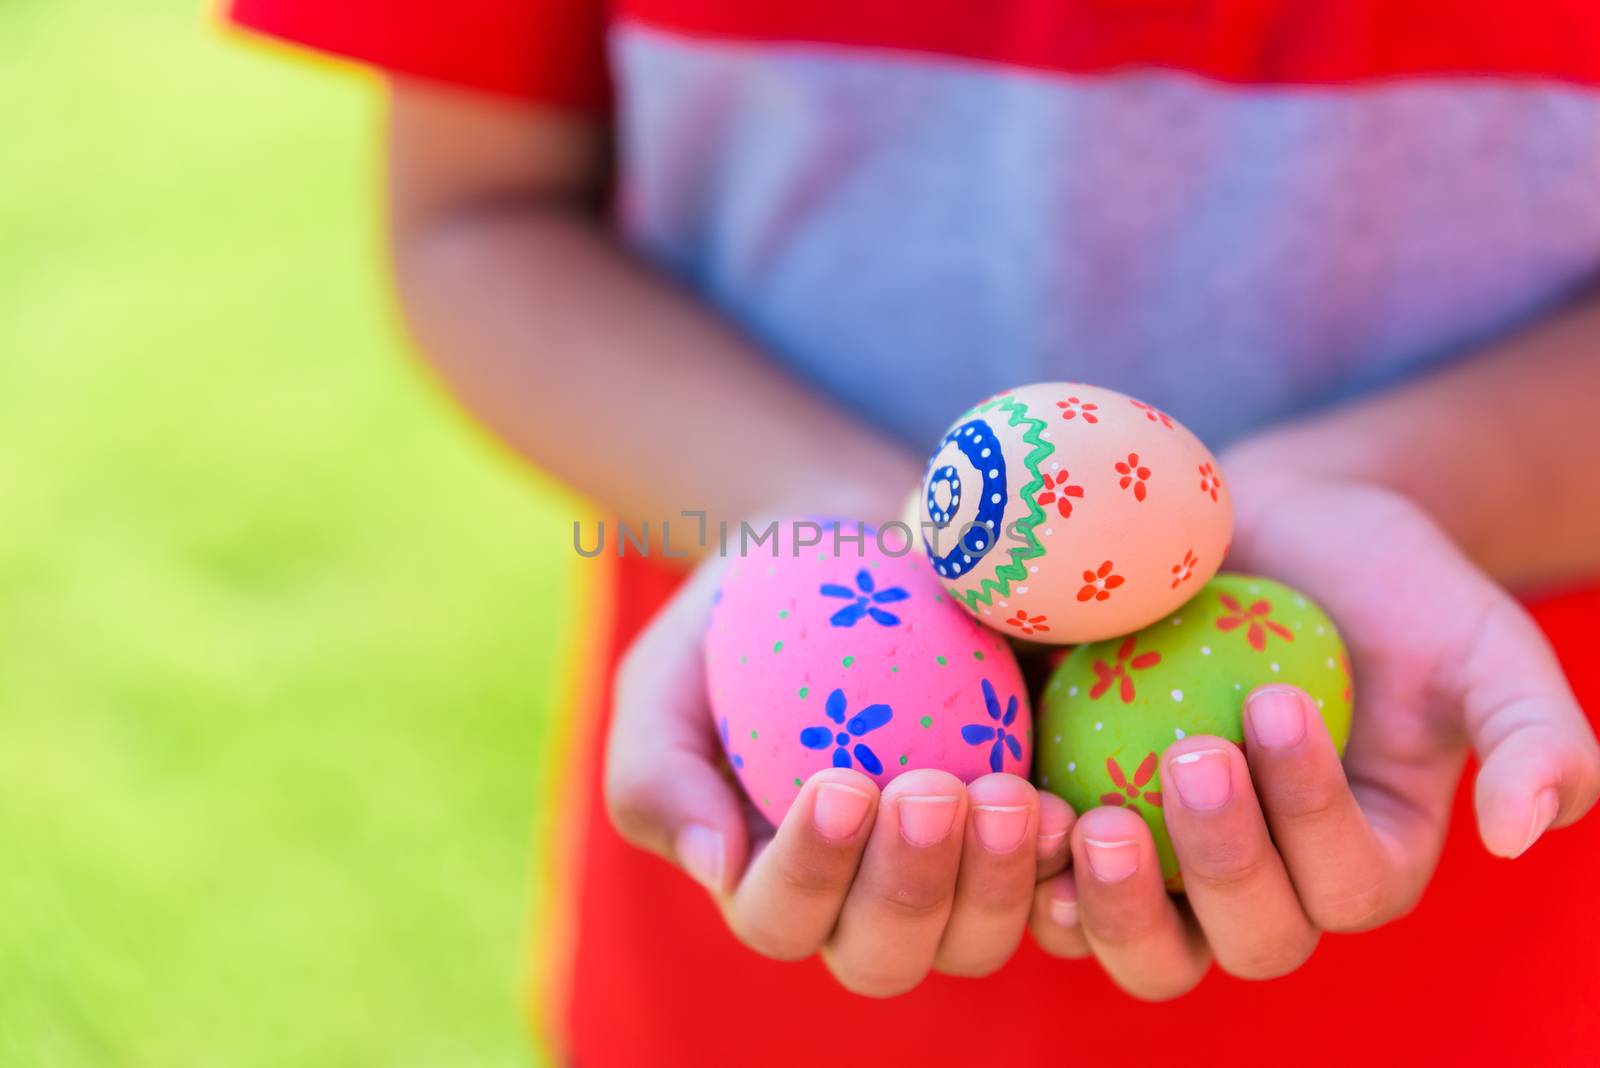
[957,395,1054,611]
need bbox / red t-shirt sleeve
[226,0,610,110]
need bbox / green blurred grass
[1,3,578,1064]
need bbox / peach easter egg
[918,382,1233,644]
[705,522,1032,827]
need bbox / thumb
[1458,595,1600,858]
[605,745,752,895]
[603,563,752,893]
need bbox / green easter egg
[1034,573,1353,888]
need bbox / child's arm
[385,79,920,528]
[1027,303,1600,997]
[1225,295,1600,586]
[386,79,1072,996]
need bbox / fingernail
[1083,837,1139,882]
[1168,749,1233,811]
[898,795,960,847]
[1037,829,1068,860]
[812,782,873,841]
[1517,787,1560,857]
[677,824,724,892]
[1247,686,1307,749]
[1049,893,1079,928]
[974,804,1029,854]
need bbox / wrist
[772,457,923,530]
[1218,424,1510,584]
[1220,419,1389,496]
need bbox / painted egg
[705,522,1032,827]
[918,382,1233,644]
[1033,573,1354,886]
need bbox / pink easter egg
[918,382,1233,644]
[705,521,1032,827]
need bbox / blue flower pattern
[718,716,744,770]
[961,679,1022,773]
[821,568,908,627]
[800,689,893,774]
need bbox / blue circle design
[926,465,962,526]
[923,419,1007,580]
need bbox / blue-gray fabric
[614,23,1600,450]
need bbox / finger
[723,769,878,960]
[604,564,751,891]
[1218,484,1488,894]
[822,770,966,997]
[1036,791,1075,880]
[1030,872,1090,959]
[1455,594,1600,857]
[934,774,1039,977]
[1161,735,1319,977]
[1243,685,1400,931]
[1072,807,1211,1001]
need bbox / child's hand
[605,557,1077,995]
[1028,470,1600,999]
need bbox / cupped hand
[605,556,1077,996]
[1030,468,1600,999]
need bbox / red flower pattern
[1115,452,1152,502]
[1089,635,1161,702]
[1198,463,1222,502]
[1056,396,1100,424]
[1005,609,1050,636]
[1035,469,1084,518]
[1077,559,1125,602]
[1215,593,1295,652]
[1101,752,1163,809]
[1170,549,1199,589]
[1130,400,1175,429]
